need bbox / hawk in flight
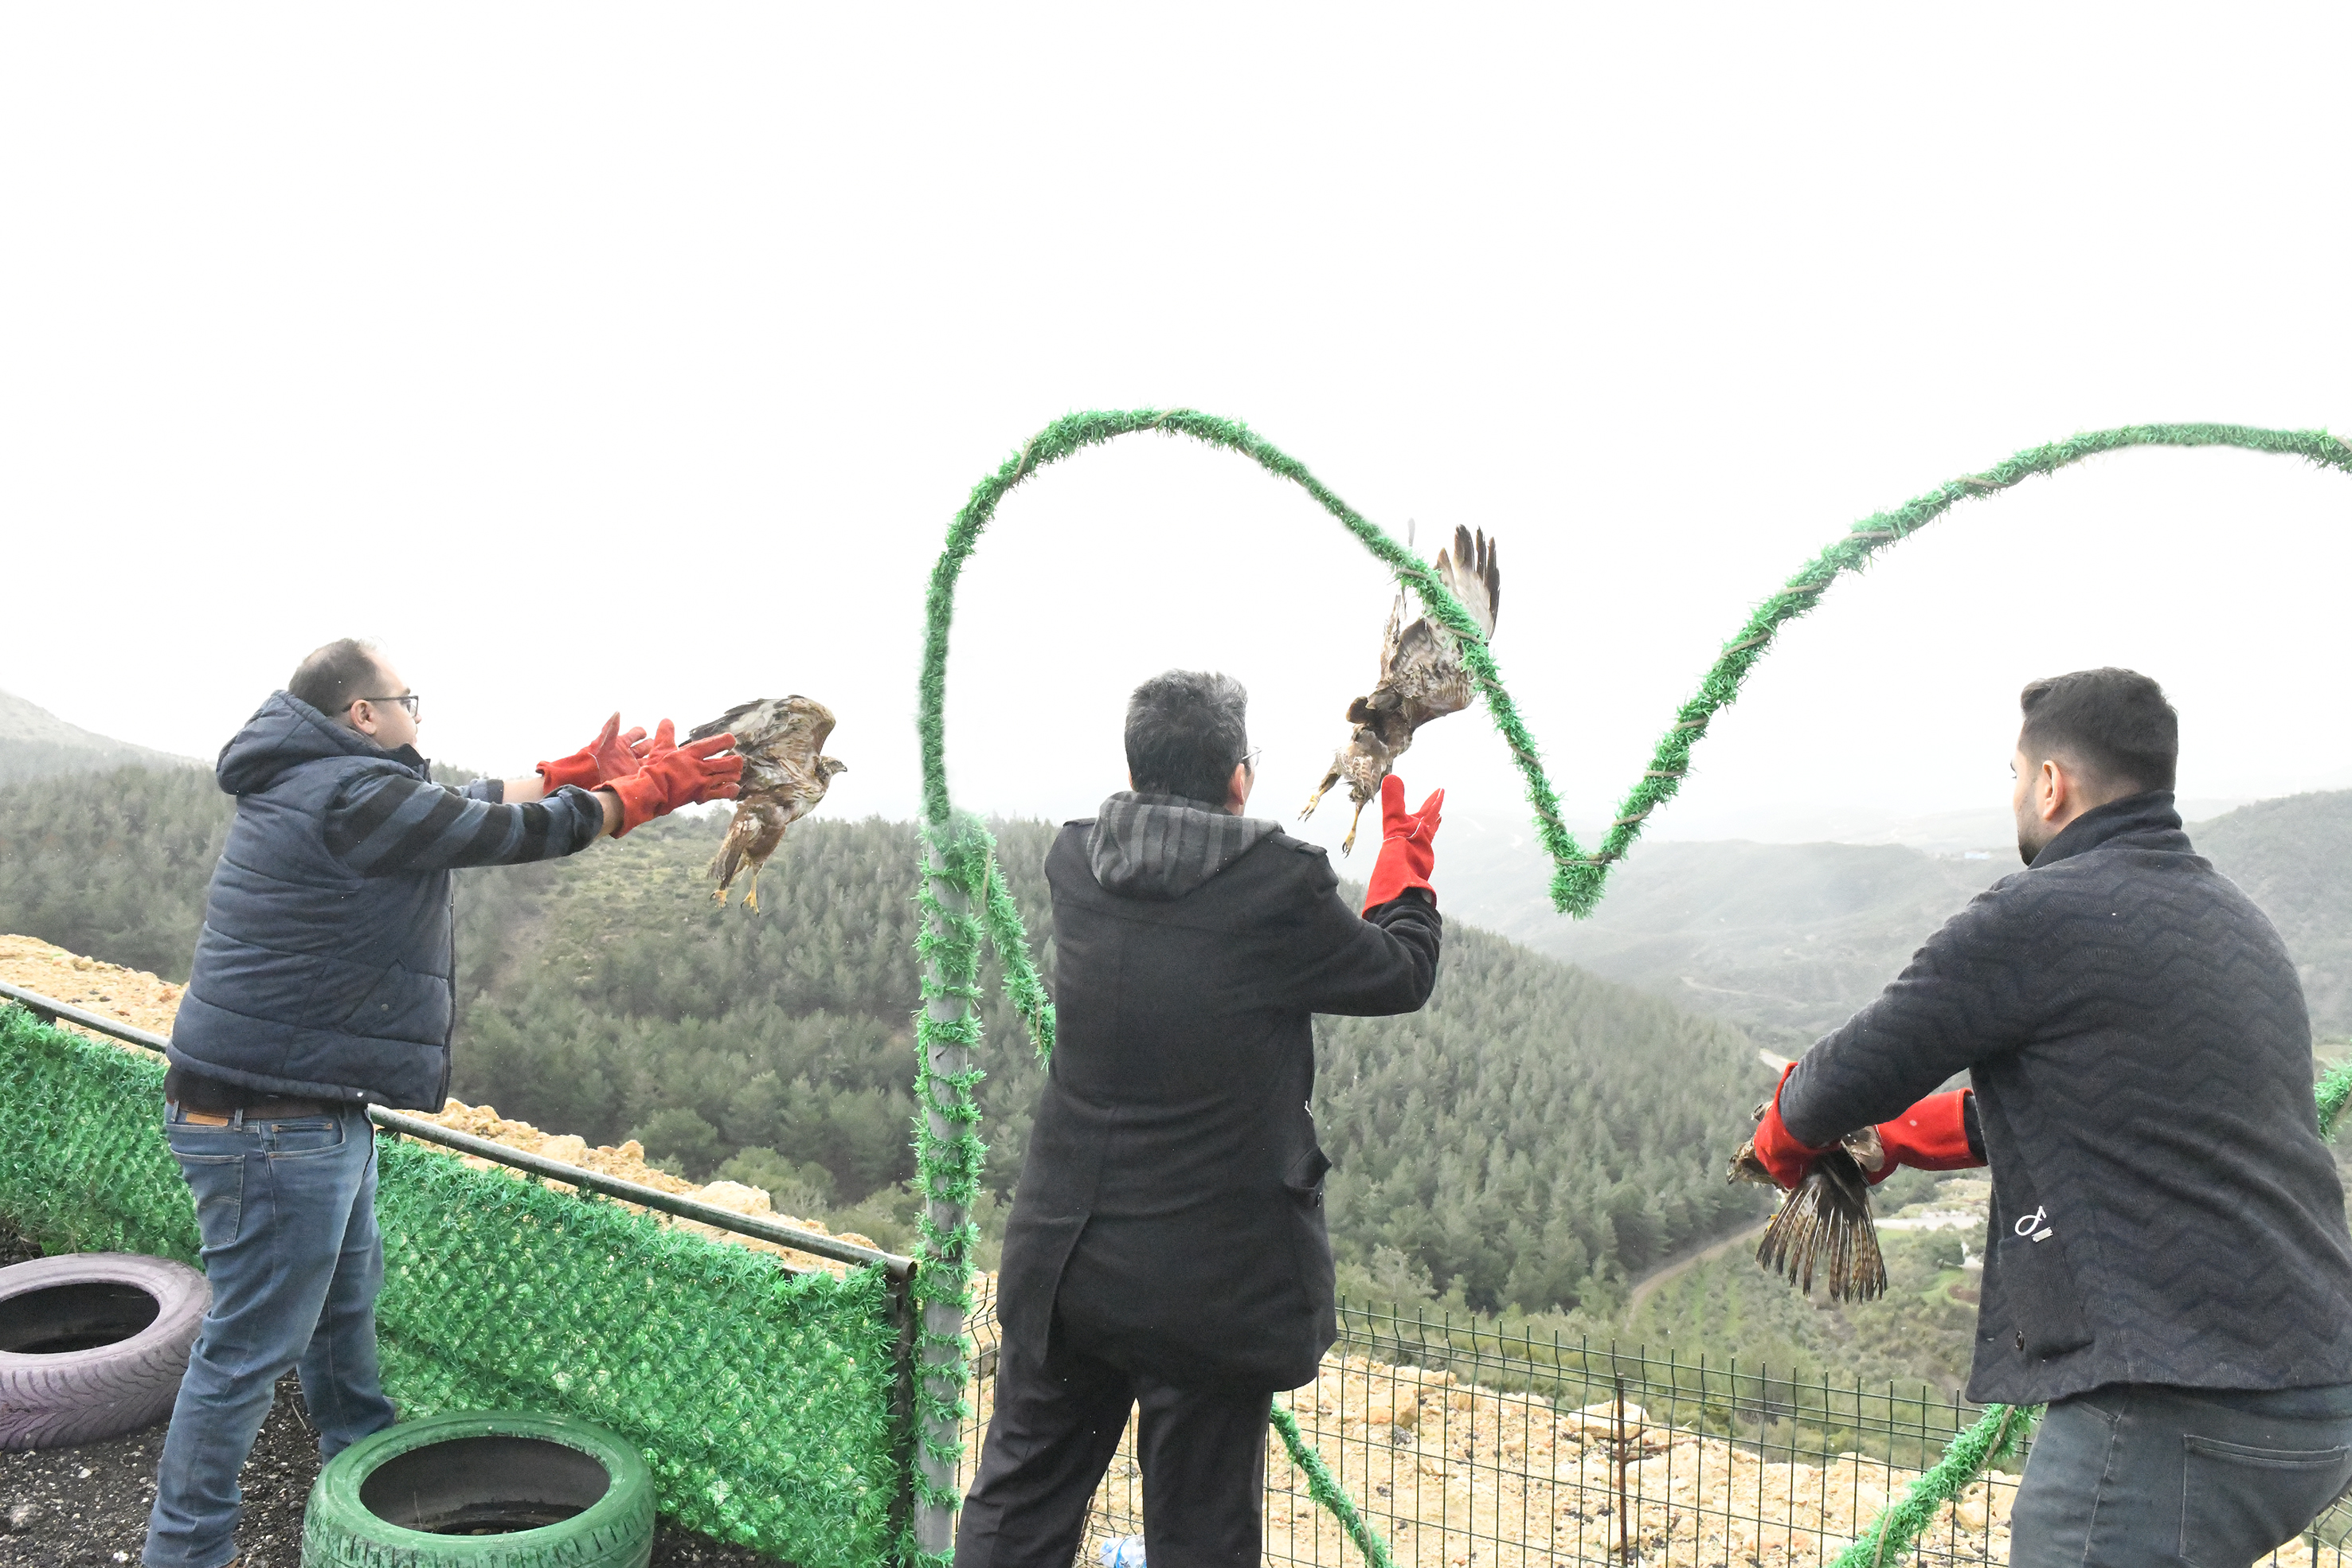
[689,695,847,912]
[1301,526,1501,852]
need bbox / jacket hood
[215,691,425,796]
[1087,791,1279,900]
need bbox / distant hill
[0,690,198,784]
[1505,840,2006,1046]
[0,765,1771,1315]
[0,764,230,980]
[2193,792,2352,1038]
[1489,792,2352,1042]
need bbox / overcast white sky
[4,7,2347,863]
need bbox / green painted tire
[301,1410,656,1567]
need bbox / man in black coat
[1748,667,2352,1566]
[957,670,1443,1568]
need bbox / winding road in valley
[1623,1216,1774,1324]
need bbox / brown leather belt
[173,1097,346,1126]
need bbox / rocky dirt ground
[0,936,183,1043]
[968,1331,2350,1567]
[956,1321,2028,1568]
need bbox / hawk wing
[687,700,765,747]
[760,698,836,772]
[689,697,835,763]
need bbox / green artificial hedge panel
[0,1007,910,1568]
[0,1008,200,1261]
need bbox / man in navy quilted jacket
[143,639,740,1568]
[1747,668,2352,1567]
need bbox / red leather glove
[1361,774,1443,913]
[538,714,652,792]
[1868,1089,1981,1185]
[636,718,679,763]
[1751,1063,1833,1190]
[601,730,741,835]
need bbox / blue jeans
[143,1103,398,1568]
[2010,1382,2352,1567]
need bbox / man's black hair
[2018,667,2178,796]
[289,639,386,724]
[1125,671,1249,805]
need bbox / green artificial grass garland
[913,413,2352,1566]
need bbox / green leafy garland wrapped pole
[910,818,990,1560]
[911,409,1494,1566]
[910,412,2352,1564]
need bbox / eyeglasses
[358,694,421,719]
[1239,748,1262,773]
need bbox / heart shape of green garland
[909,414,2352,1568]
[924,414,2352,923]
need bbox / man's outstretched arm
[1282,776,1445,1017]
[327,772,613,873]
[1778,887,2033,1148]
[327,729,738,874]
[486,772,624,836]
[1287,889,1442,1017]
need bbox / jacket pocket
[1992,1226,2093,1363]
[1286,1145,1338,1371]
[166,1134,245,1254]
[339,963,448,1043]
[1286,1145,1334,1203]
[2179,1433,2352,1567]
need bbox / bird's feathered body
[690,695,847,911]
[1727,1050,1888,1302]
[1301,526,1501,852]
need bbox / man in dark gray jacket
[958,671,1443,1568]
[1749,667,2352,1566]
[144,639,738,1568]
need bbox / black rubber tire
[0,1251,210,1451]
[303,1410,656,1568]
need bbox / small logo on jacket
[2013,1205,2053,1242]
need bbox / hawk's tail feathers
[707,837,742,893]
[1435,525,1501,639]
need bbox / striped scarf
[1087,791,1279,901]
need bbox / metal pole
[914,854,977,1559]
[1614,1374,1630,1562]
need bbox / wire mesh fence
[959,1292,2352,1568]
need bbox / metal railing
[0,977,914,1278]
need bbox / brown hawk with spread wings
[1300,526,1501,853]
[689,695,847,912]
